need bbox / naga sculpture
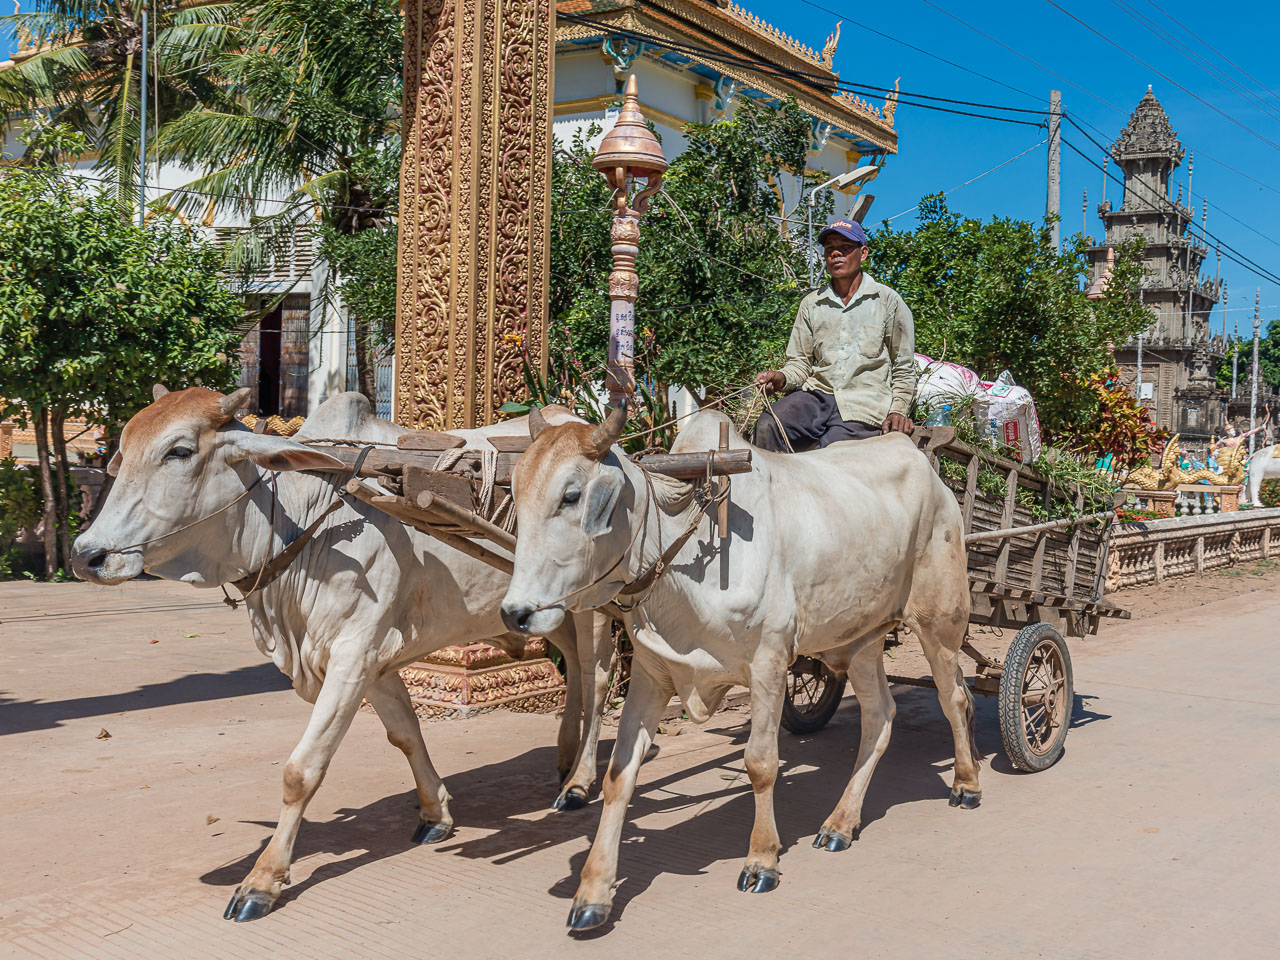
[1124,434,1248,490]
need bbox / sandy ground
[1,565,1278,960]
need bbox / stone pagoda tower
[1089,87,1225,442]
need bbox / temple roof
[1112,86,1184,165]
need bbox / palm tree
[155,0,402,398]
[0,1,236,212]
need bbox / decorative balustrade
[1107,507,1280,591]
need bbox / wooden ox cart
[781,426,1129,772]
[307,418,1126,775]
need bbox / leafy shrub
[0,458,42,580]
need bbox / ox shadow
[0,662,291,736]
[200,683,1114,924]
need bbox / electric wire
[557,12,1048,126]
[884,137,1049,222]
[916,0,1124,112]
[1043,0,1280,155]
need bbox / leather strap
[222,446,375,610]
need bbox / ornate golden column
[394,0,560,717]
[396,0,554,428]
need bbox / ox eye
[163,445,194,463]
[561,490,580,507]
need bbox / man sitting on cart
[752,218,918,451]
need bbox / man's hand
[881,413,915,436]
[754,370,785,394]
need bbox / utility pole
[1251,294,1261,453]
[1136,285,1144,404]
[138,4,148,228]
[1232,287,1240,399]
[1046,90,1061,251]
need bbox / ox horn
[529,405,550,440]
[588,402,627,460]
[218,387,253,419]
[152,383,170,401]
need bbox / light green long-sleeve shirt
[777,272,917,425]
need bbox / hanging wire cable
[1109,0,1280,126]
[916,0,1124,112]
[557,12,1048,125]
[1043,0,1280,155]
[884,137,1049,222]
[784,0,1041,102]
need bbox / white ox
[71,386,613,922]
[500,407,978,932]
[1246,443,1280,505]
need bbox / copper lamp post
[592,74,668,407]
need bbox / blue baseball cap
[818,218,868,245]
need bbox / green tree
[155,0,401,399]
[1218,320,1280,392]
[550,98,832,413]
[0,1,235,210]
[869,195,1152,445]
[0,125,243,578]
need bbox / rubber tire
[998,622,1074,772]
[780,656,844,734]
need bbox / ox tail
[965,682,982,766]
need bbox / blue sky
[756,0,1280,338]
[5,1,1278,335]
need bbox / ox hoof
[948,788,981,810]
[411,820,453,844]
[812,827,858,851]
[567,903,610,932]
[736,866,780,894]
[553,786,589,811]
[223,887,275,923]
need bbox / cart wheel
[998,622,1074,772]
[780,656,844,734]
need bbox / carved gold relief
[396,0,554,429]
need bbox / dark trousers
[753,389,881,452]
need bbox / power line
[558,12,1048,126]
[884,137,1049,222]
[1109,0,1280,127]
[1140,0,1280,110]
[916,0,1124,112]
[1043,0,1280,156]
[786,0,1041,103]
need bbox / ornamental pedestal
[399,640,566,719]
[396,0,560,715]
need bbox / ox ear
[224,432,347,474]
[107,449,123,477]
[218,387,253,419]
[152,383,170,401]
[587,402,627,460]
[581,471,623,537]
[529,405,549,440]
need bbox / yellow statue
[1123,434,1248,490]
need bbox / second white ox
[71,386,612,922]
[1246,443,1280,504]
[501,407,979,932]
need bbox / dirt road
[1,567,1277,960]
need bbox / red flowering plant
[1054,369,1167,470]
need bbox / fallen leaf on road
[96,728,111,740]
[149,639,159,644]
[140,785,149,789]
[184,634,200,638]
[207,816,220,825]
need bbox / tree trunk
[354,311,377,405]
[51,408,73,572]
[33,407,58,579]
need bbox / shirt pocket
[857,310,887,358]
